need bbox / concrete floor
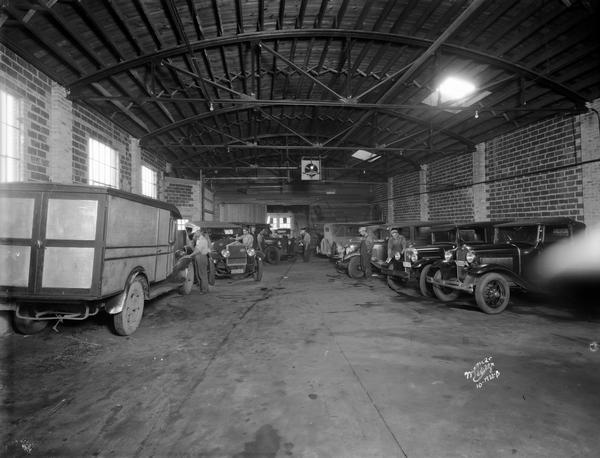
[1,257,599,457]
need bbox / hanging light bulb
[474,109,479,119]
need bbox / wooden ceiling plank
[70,1,122,62]
[4,5,84,77]
[101,0,142,55]
[132,0,162,50]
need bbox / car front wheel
[347,256,363,279]
[474,273,510,314]
[419,264,434,297]
[13,315,48,335]
[432,270,460,302]
[265,247,280,264]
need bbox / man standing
[299,227,311,262]
[359,226,375,278]
[237,226,254,249]
[189,228,210,293]
[386,228,407,263]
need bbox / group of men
[357,225,407,278]
[184,225,314,293]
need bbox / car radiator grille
[456,249,468,281]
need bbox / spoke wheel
[419,264,435,297]
[432,270,460,302]
[475,273,510,314]
[113,278,145,336]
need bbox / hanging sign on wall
[301,158,321,180]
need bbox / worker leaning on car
[386,228,407,263]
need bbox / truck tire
[432,270,460,302]
[253,259,263,281]
[265,246,280,264]
[347,256,364,279]
[179,266,194,295]
[419,264,435,297]
[13,315,48,335]
[113,278,145,336]
[474,273,510,314]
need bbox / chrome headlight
[277,241,282,247]
[465,250,476,263]
[406,248,418,262]
[394,252,402,261]
[347,245,357,254]
[221,249,230,258]
[247,248,256,256]
[444,250,453,262]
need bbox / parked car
[0,183,194,336]
[427,218,586,313]
[336,225,388,278]
[204,222,263,281]
[185,221,243,285]
[320,221,383,259]
[382,221,497,296]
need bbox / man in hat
[358,226,375,278]
[299,227,311,262]
[386,228,407,263]
[188,227,210,293]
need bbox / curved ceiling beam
[68,29,587,107]
[139,102,474,149]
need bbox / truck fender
[105,270,147,315]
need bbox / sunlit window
[88,138,119,188]
[141,165,157,198]
[0,90,23,182]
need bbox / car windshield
[495,225,539,244]
[332,225,362,237]
[206,227,241,241]
[431,230,455,243]
[458,227,486,243]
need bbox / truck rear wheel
[114,278,145,336]
[432,270,460,302]
[475,273,510,314]
[13,315,48,335]
[347,256,364,279]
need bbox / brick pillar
[419,164,429,221]
[580,98,600,226]
[130,139,142,195]
[387,177,394,223]
[473,142,488,221]
[48,83,72,183]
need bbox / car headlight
[406,248,418,262]
[444,250,453,262]
[277,241,282,247]
[347,245,357,254]
[394,252,402,261]
[247,248,256,256]
[465,250,476,263]
[221,249,230,258]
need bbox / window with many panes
[141,165,157,198]
[0,90,23,183]
[88,138,119,188]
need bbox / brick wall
[72,104,132,190]
[391,171,421,222]
[1,45,52,182]
[427,152,474,223]
[373,183,388,222]
[163,177,203,221]
[486,116,583,220]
